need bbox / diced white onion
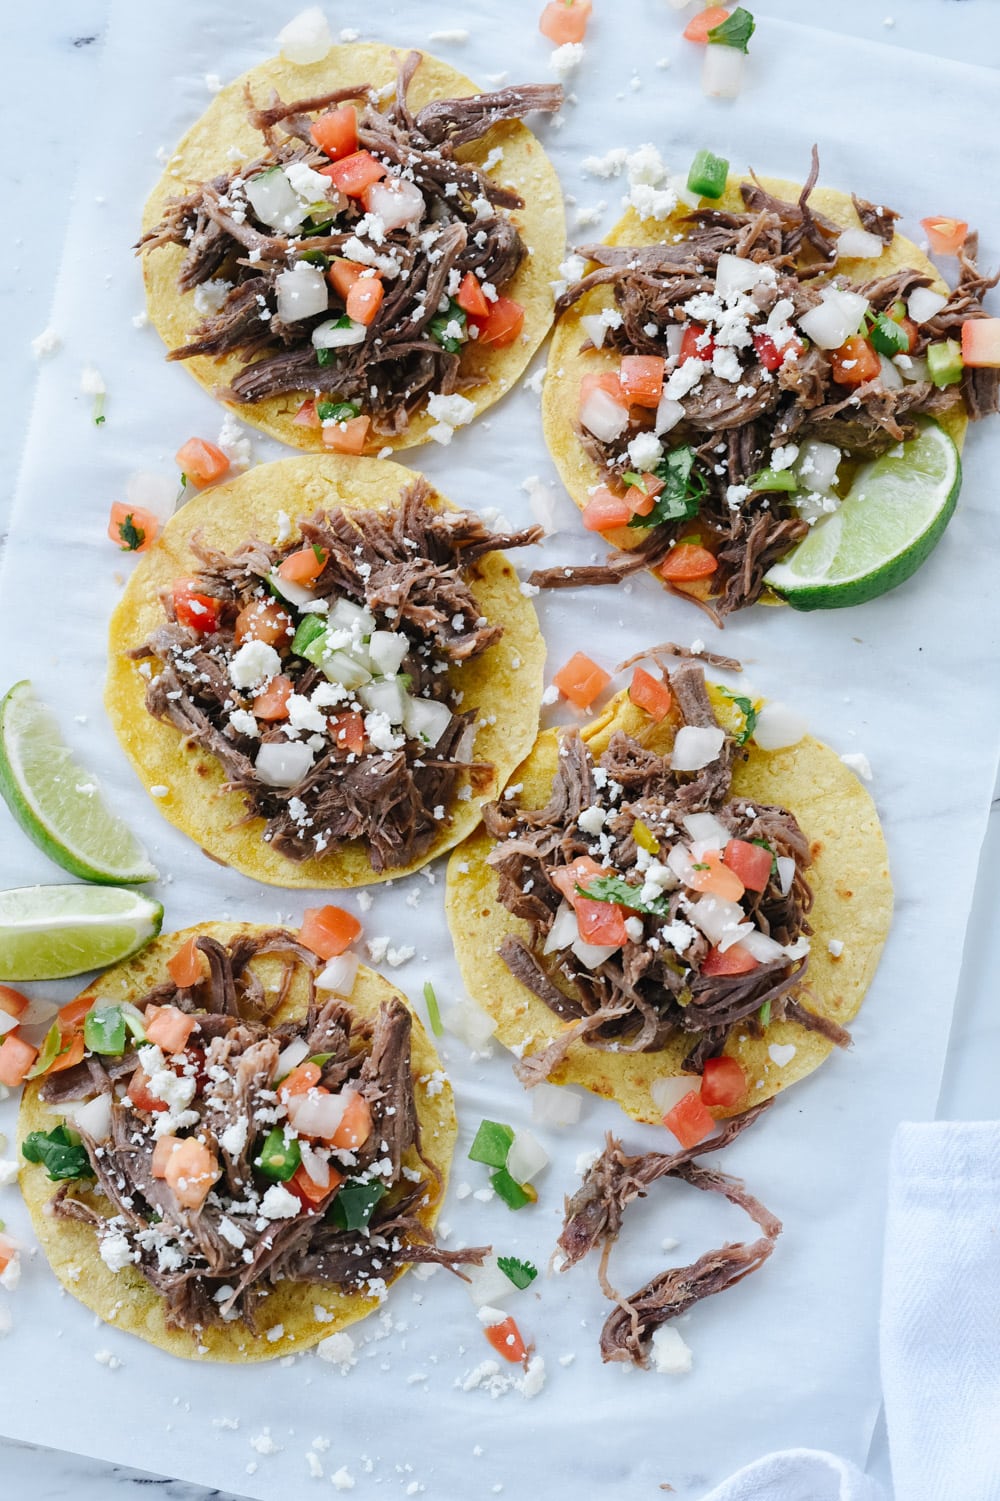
[268,569,315,609]
[895,353,929,383]
[328,598,377,637]
[402,695,454,747]
[254,741,315,787]
[312,317,367,350]
[665,324,685,366]
[671,725,725,772]
[907,286,948,325]
[752,702,808,751]
[580,314,608,349]
[299,1141,332,1188]
[59,1093,112,1143]
[368,630,409,677]
[650,1076,698,1114]
[654,395,685,435]
[320,650,372,691]
[571,936,620,968]
[0,1012,19,1037]
[665,0,695,9]
[286,1089,349,1141]
[126,470,178,522]
[776,856,796,897]
[275,263,329,324]
[666,843,697,885]
[245,168,306,231]
[465,1256,517,1308]
[442,997,497,1051]
[506,1129,549,1185]
[681,813,730,849]
[701,43,746,99]
[715,254,767,299]
[836,227,885,261]
[276,1037,310,1077]
[579,388,629,443]
[543,900,579,955]
[716,923,755,953]
[316,951,360,997]
[739,929,786,963]
[689,894,746,945]
[358,676,407,724]
[530,1081,583,1127]
[277,6,333,65]
[366,179,426,233]
[794,439,841,495]
[877,353,904,390]
[798,288,870,350]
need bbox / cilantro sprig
[721,689,759,746]
[627,446,707,530]
[707,7,756,52]
[578,874,670,919]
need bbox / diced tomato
[550,855,606,909]
[145,1004,198,1054]
[329,710,365,755]
[332,1091,373,1150]
[753,332,805,372]
[921,216,968,256]
[830,336,881,387]
[961,318,1000,369]
[151,1135,183,1179]
[310,105,358,161]
[687,852,745,902]
[540,0,591,44]
[0,1232,18,1276]
[552,651,611,709]
[579,370,628,408]
[127,1068,169,1113]
[483,1314,528,1364]
[629,667,673,723]
[279,1060,322,1098]
[663,1089,716,1149]
[683,6,730,43]
[700,943,760,977]
[289,1163,344,1207]
[582,486,633,532]
[625,473,664,518]
[700,1055,747,1109]
[0,986,29,1022]
[172,580,221,634]
[253,674,293,722]
[346,275,384,326]
[322,150,387,199]
[108,501,159,553]
[175,438,230,487]
[300,905,362,960]
[575,897,629,948]
[456,271,490,320]
[47,1031,86,1075]
[234,599,293,649]
[167,936,203,989]
[322,414,371,454]
[59,995,95,1030]
[0,1031,39,1087]
[619,355,666,409]
[278,546,327,586]
[723,838,773,893]
[292,397,321,428]
[164,1137,219,1210]
[473,296,525,348]
[327,258,365,300]
[659,544,718,582]
[680,323,715,363]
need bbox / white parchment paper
[1,4,999,1496]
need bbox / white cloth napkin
[700,1123,1000,1501]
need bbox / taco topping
[138,54,562,440]
[483,663,839,1082]
[534,150,999,614]
[129,480,540,872]
[33,930,484,1333]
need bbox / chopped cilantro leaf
[707,6,756,52]
[629,445,706,530]
[721,689,759,746]
[578,875,670,918]
[316,347,336,367]
[497,1255,538,1289]
[22,1125,94,1182]
[118,513,145,552]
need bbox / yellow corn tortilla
[446,685,892,1123]
[542,174,967,572]
[17,922,456,1362]
[141,42,565,453]
[106,454,545,888]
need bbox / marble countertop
[1,3,996,1496]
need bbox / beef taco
[106,455,544,888]
[537,151,998,617]
[17,922,482,1361]
[138,43,564,453]
[445,660,891,1123]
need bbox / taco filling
[482,663,839,1083]
[138,53,561,442]
[32,929,482,1334]
[129,479,540,872]
[536,150,999,614]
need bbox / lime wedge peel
[765,422,961,611]
[0,884,163,982]
[0,681,158,885]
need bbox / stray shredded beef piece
[557,1103,780,1367]
[48,931,484,1334]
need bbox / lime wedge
[764,421,961,610]
[0,884,163,981]
[0,681,157,884]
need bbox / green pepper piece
[256,1128,301,1182]
[328,1178,387,1231]
[468,1119,515,1168]
[291,613,328,656]
[84,1005,128,1056]
[927,339,963,388]
[747,467,798,493]
[687,149,730,201]
[490,1168,533,1211]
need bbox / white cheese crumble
[828,939,844,958]
[258,1184,301,1220]
[840,751,873,782]
[426,392,476,428]
[193,278,234,315]
[31,328,61,359]
[650,1325,693,1374]
[550,43,585,79]
[217,410,253,470]
[229,641,281,691]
